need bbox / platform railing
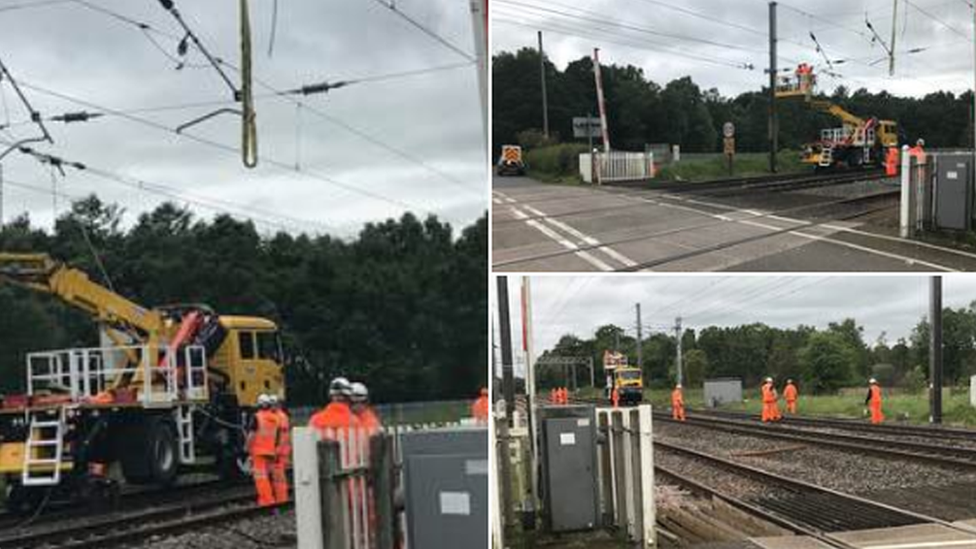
[26,344,208,406]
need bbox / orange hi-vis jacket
[867,385,883,407]
[671,388,684,408]
[275,409,292,458]
[357,406,383,435]
[761,382,777,403]
[251,409,280,457]
[309,401,361,439]
[784,383,798,402]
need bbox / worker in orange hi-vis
[761,377,779,423]
[471,387,490,422]
[611,386,620,408]
[247,394,280,507]
[308,377,361,439]
[909,139,927,163]
[351,383,383,433]
[783,379,798,415]
[270,395,291,504]
[671,384,686,421]
[866,378,885,424]
[885,147,900,176]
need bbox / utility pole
[635,303,643,370]
[972,2,975,193]
[469,0,488,162]
[495,276,515,529]
[768,1,778,173]
[520,277,539,515]
[675,316,684,386]
[593,48,611,153]
[889,0,899,76]
[930,277,943,424]
[538,31,549,139]
[0,163,4,228]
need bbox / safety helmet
[869,378,878,384]
[675,384,682,389]
[787,379,793,384]
[257,394,272,408]
[350,382,369,403]
[764,377,773,383]
[268,394,279,406]
[329,377,353,398]
[917,138,925,147]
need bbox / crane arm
[0,253,163,338]
[810,100,864,127]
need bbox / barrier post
[900,144,912,238]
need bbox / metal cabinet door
[936,156,972,230]
[545,417,597,532]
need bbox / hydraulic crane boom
[0,253,164,345]
[810,100,865,127]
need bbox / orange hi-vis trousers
[251,454,276,507]
[870,402,885,424]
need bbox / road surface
[492,175,976,272]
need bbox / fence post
[637,405,655,547]
[900,145,912,238]
[371,434,396,549]
[318,439,348,549]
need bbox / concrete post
[900,145,912,238]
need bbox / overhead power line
[369,0,476,62]
[16,80,438,217]
[3,141,336,233]
[55,1,482,202]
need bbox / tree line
[493,48,975,155]
[537,308,976,394]
[0,196,487,405]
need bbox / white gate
[580,151,656,184]
[596,405,655,546]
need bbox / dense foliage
[538,308,976,393]
[493,48,975,156]
[0,197,488,405]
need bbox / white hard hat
[257,394,272,407]
[268,394,279,406]
[675,384,682,389]
[329,377,353,398]
[869,378,878,384]
[917,138,925,146]
[351,382,369,403]
[765,377,773,383]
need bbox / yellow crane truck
[0,253,285,511]
[776,64,899,169]
[603,350,643,405]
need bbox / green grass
[656,151,808,181]
[520,146,810,185]
[619,386,976,426]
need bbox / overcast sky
[0,0,485,236]
[493,276,976,374]
[492,0,975,98]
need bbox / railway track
[605,168,887,194]
[0,476,248,533]
[655,441,976,547]
[691,407,976,441]
[655,412,976,470]
[0,486,276,549]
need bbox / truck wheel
[120,416,179,486]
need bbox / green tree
[798,332,855,393]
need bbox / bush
[524,143,589,181]
[516,129,559,150]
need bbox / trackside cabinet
[401,427,488,549]
[538,405,599,533]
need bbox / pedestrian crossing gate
[294,427,396,549]
[596,405,656,546]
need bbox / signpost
[723,122,736,176]
[573,115,601,152]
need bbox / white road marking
[738,219,957,271]
[520,204,638,267]
[508,205,613,271]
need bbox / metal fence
[579,151,656,184]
